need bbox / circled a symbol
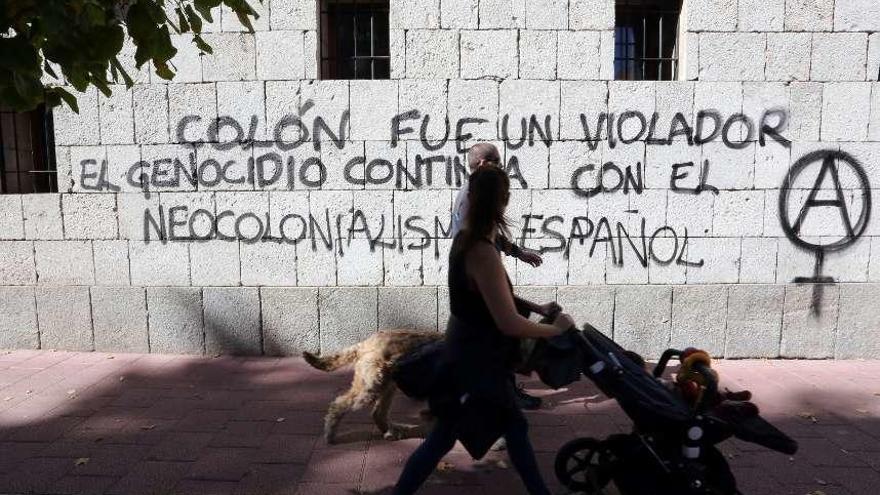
[778,149,871,253]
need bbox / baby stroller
[549,325,798,495]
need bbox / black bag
[522,328,584,389]
[391,340,447,400]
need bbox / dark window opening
[0,105,57,194]
[320,0,390,80]
[615,0,681,81]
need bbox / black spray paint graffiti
[75,105,806,269]
[142,204,703,268]
[393,108,791,151]
[81,105,790,194]
[569,108,791,198]
[779,149,872,314]
[175,100,349,152]
[79,150,485,192]
[579,108,791,150]
[144,205,454,259]
[569,160,720,198]
[516,215,703,267]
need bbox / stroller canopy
[578,325,693,427]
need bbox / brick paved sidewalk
[1,350,879,495]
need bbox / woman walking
[392,166,575,495]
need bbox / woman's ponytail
[461,166,511,249]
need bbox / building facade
[1,0,879,358]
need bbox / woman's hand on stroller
[537,301,563,318]
[551,312,575,334]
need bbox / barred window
[615,0,682,81]
[320,0,390,80]
[0,105,57,194]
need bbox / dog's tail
[302,345,360,372]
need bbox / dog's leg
[406,407,435,439]
[324,387,360,444]
[372,384,397,439]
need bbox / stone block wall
[1,0,879,358]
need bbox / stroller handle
[653,348,682,378]
[691,362,719,412]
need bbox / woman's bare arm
[467,242,569,339]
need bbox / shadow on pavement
[0,351,879,494]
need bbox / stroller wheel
[554,437,611,494]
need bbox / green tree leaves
[0,0,260,113]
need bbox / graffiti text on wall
[78,105,790,193]
[143,204,703,267]
[72,104,843,273]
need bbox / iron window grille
[615,0,682,81]
[320,0,391,80]
[0,105,57,194]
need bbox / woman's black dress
[430,234,527,459]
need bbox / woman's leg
[504,415,552,495]
[392,419,458,495]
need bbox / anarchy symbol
[778,149,872,313]
[779,149,871,252]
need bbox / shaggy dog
[303,329,442,444]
